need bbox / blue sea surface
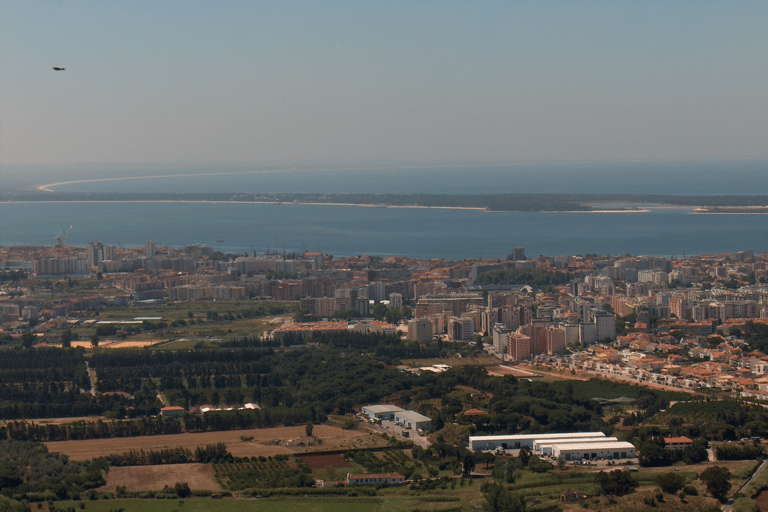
[1,201,764,259]
[4,160,768,259]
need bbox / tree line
[108,443,229,466]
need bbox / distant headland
[5,189,768,213]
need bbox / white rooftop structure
[535,437,618,455]
[361,405,405,420]
[552,441,636,461]
[394,410,432,430]
[469,432,606,451]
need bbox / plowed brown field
[297,453,350,469]
[46,424,382,460]
[100,463,220,491]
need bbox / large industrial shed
[552,441,636,461]
[394,410,432,431]
[361,405,405,421]
[535,437,618,456]
[469,432,606,451]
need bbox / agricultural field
[45,424,386,461]
[31,448,762,512]
[56,499,382,512]
[643,399,740,426]
[100,463,220,492]
[213,455,312,490]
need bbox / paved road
[722,459,768,512]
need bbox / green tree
[483,482,525,512]
[305,422,314,437]
[61,329,74,348]
[292,308,309,322]
[21,331,35,349]
[173,482,191,498]
[463,454,476,475]
[657,472,684,494]
[595,469,637,496]
[371,303,388,321]
[699,466,731,502]
[0,495,28,512]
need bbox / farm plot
[45,424,372,460]
[100,463,220,492]
[58,499,381,512]
[212,454,318,490]
[296,453,350,470]
[298,453,357,483]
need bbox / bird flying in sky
[52,67,65,71]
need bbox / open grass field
[45,300,295,347]
[45,424,387,460]
[100,464,221,492]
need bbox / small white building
[469,432,606,451]
[552,441,636,461]
[160,406,185,418]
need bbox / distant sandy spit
[3,199,677,214]
[693,206,768,214]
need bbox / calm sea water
[3,161,768,259]
[1,201,765,259]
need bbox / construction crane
[53,226,72,247]
[250,244,257,257]
[302,241,308,254]
[268,237,276,254]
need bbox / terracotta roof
[664,436,692,444]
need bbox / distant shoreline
[11,184,768,214]
[2,199,738,215]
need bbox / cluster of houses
[530,328,768,399]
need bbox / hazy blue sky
[2,1,767,167]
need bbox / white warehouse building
[468,432,606,451]
[534,437,618,456]
[552,441,636,461]
[361,405,404,421]
[394,410,432,431]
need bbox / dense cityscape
[3,240,768,510]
